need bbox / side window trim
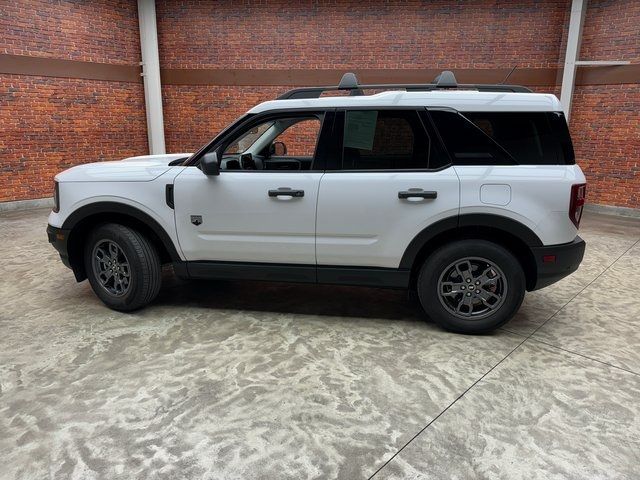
[419,109,452,170]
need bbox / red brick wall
[570,85,640,208]
[157,0,569,70]
[579,0,639,63]
[0,76,147,201]
[569,0,640,209]
[1,0,141,64]
[157,0,570,153]
[0,0,147,202]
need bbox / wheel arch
[62,202,181,282]
[401,214,541,291]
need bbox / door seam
[314,172,325,279]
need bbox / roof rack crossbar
[434,70,458,88]
[277,71,532,99]
[338,72,359,89]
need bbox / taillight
[569,183,586,228]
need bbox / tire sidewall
[84,224,148,310]
[418,240,525,334]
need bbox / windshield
[182,114,253,166]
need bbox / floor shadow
[154,269,425,322]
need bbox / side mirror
[270,141,287,157]
[201,151,220,176]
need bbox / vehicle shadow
[154,269,425,322]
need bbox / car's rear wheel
[417,240,525,334]
[84,223,161,311]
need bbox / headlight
[53,181,60,213]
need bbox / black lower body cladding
[530,236,586,290]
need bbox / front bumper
[530,235,586,290]
[47,224,72,269]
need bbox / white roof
[248,90,562,114]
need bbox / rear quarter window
[430,110,575,166]
[429,110,513,165]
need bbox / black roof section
[277,70,533,100]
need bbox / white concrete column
[137,0,166,154]
[560,0,588,121]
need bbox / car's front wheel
[417,240,525,334]
[84,223,161,311]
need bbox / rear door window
[342,110,429,170]
[338,109,451,170]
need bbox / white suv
[47,72,586,333]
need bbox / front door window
[221,115,324,171]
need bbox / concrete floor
[1,209,639,480]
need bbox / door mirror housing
[270,141,287,157]
[201,152,220,176]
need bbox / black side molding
[188,261,317,283]
[317,266,409,288]
[180,261,410,289]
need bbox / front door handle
[268,188,304,198]
[398,189,437,200]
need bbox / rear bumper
[47,224,72,269]
[530,236,586,290]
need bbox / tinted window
[429,110,513,165]
[465,112,560,164]
[431,110,575,166]
[342,110,430,170]
[547,111,575,164]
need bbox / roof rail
[277,70,532,99]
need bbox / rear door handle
[268,188,304,198]
[398,189,437,200]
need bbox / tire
[84,223,161,311]
[417,240,525,334]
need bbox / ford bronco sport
[47,72,586,333]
